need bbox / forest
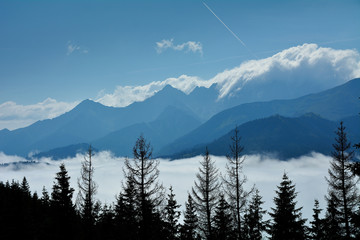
[0,121,359,240]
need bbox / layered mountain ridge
[0,78,358,159]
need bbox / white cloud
[212,44,360,98]
[156,39,203,55]
[0,152,331,223]
[0,98,79,130]
[67,41,88,55]
[97,75,212,107]
[97,43,360,107]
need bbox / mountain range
[0,78,359,160]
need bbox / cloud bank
[156,39,203,55]
[0,98,79,130]
[97,43,360,107]
[0,151,331,222]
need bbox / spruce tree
[51,163,77,240]
[326,121,359,239]
[192,148,220,240]
[309,199,326,240]
[180,194,200,240]
[323,193,342,240]
[243,189,268,240]
[212,194,235,240]
[20,176,30,196]
[222,127,252,239]
[269,173,306,240]
[164,186,181,240]
[114,174,139,240]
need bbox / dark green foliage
[243,189,269,240]
[180,194,200,240]
[269,173,306,240]
[212,194,235,240]
[326,122,359,239]
[309,199,326,240]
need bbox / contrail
[202,1,257,57]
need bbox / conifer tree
[326,121,359,239]
[222,127,252,239]
[309,199,326,240]
[124,134,164,239]
[212,194,235,240]
[269,173,306,240]
[164,186,181,240]
[323,193,342,240]
[192,148,220,240]
[41,186,50,206]
[243,189,268,240]
[180,194,200,240]
[51,163,77,240]
[114,174,139,240]
[20,176,30,196]
[77,145,98,237]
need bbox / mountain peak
[73,99,107,111]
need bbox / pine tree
[124,134,164,239]
[326,121,359,239]
[222,127,252,239]
[243,189,268,240]
[77,145,98,238]
[181,194,200,240]
[192,148,220,240]
[269,173,306,240]
[309,199,326,240]
[164,186,181,240]
[212,194,235,240]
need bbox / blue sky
[0,0,360,129]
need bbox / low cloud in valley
[0,151,331,222]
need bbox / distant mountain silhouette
[158,78,360,157]
[92,105,201,157]
[31,143,95,160]
[0,78,359,158]
[162,113,360,160]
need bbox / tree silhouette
[222,127,253,239]
[51,163,77,240]
[192,148,220,240]
[269,173,306,240]
[124,134,164,239]
[180,194,200,240]
[326,121,359,239]
[309,199,326,240]
[114,174,139,240]
[77,145,98,238]
[164,186,181,240]
[212,194,235,240]
[243,189,269,240]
